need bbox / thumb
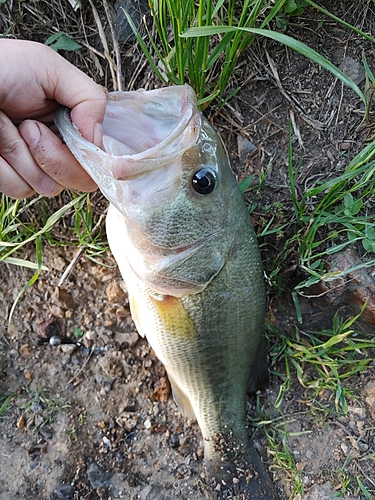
[40,45,106,145]
[70,101,105,147]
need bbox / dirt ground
[1,1,375,499]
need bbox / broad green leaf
[45,33,81,52]
[238,174,255,194]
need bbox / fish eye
[191,168,216,195]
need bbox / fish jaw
[106,203,225,297]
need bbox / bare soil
[1,1,375,499]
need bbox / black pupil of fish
[192,169,216,195]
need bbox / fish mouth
[54,85,202,216]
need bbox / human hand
[0,39,107,198]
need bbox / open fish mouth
[55,85,200,198]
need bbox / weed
[270,306,375,414]
[73,327,84,339]
[0,192,108,322]
[124,0,308,108]
[250,398,306,497]
[66,427,78,444]
[183,25,366,106]
[45,32,82,52]
[0,394,15,417]
[22,387,70,429]
[288,137,375,291]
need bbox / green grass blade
[121,7,168,84]
[182,26,366,104]
[2,257,49,271]
[304,0,374,42]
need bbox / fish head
[55,85,241,296]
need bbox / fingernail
[22,121,41,147]
[93,123,103,148]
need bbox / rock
[237,135,257,164]
[305,483,358,500]
[17,415,26,429]
[304,248,375,327]
[19,344,32,356]
[106,281,127,303]
[113,0,149,43]
[153,377,171,402]
[114,330,139,347]
[139,484,167,500]
[362,382,375,419]
[52,483,76,499]
[39,426,53,440]
[23,369,33,382]
[87,462,112,490]
[35,318,65,339]
[51,287,77,311]
[340,56,365,85]
[59,344,76,355]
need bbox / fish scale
[55,85,278,499]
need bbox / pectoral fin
[149,295,196,340]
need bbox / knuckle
[0,119,23,158]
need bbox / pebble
[237,135,257,164]
[53,483,76,499]
[17,415,26,429]
[357,441,368,452]
[106,281,127,303]
[103,436,111,447]
[39,426,53,440]
[362,382,375,419]
[114,330,139,347]
[305,483,359,499]
[87,462,112,490]
[144,419,152,430]
[23,369,33,382]
[19,344,32,356]
[339,56,365,85]
[51,286,77,311]
[340,442,349,456]
[59,344,76,355]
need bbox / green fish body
[55,86,277,499]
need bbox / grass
[22,386,70,429]
[124,0,371,108]
[288,138,375,291]
[270,306,375,414]
[0,393,15,417]
[0,191,108,322]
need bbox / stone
[87,462,112,490]
[362,382,375,419]
[305,483,358,500]
[51,287,77,311]
[340,56,365,85]
[106,281,127,303]
[113,0,149,43]
[237,135,257,164]
[53,483,76,499]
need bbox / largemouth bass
[55,85,277,499]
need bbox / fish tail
[204,435,278,500]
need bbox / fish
[55,85,278,500]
